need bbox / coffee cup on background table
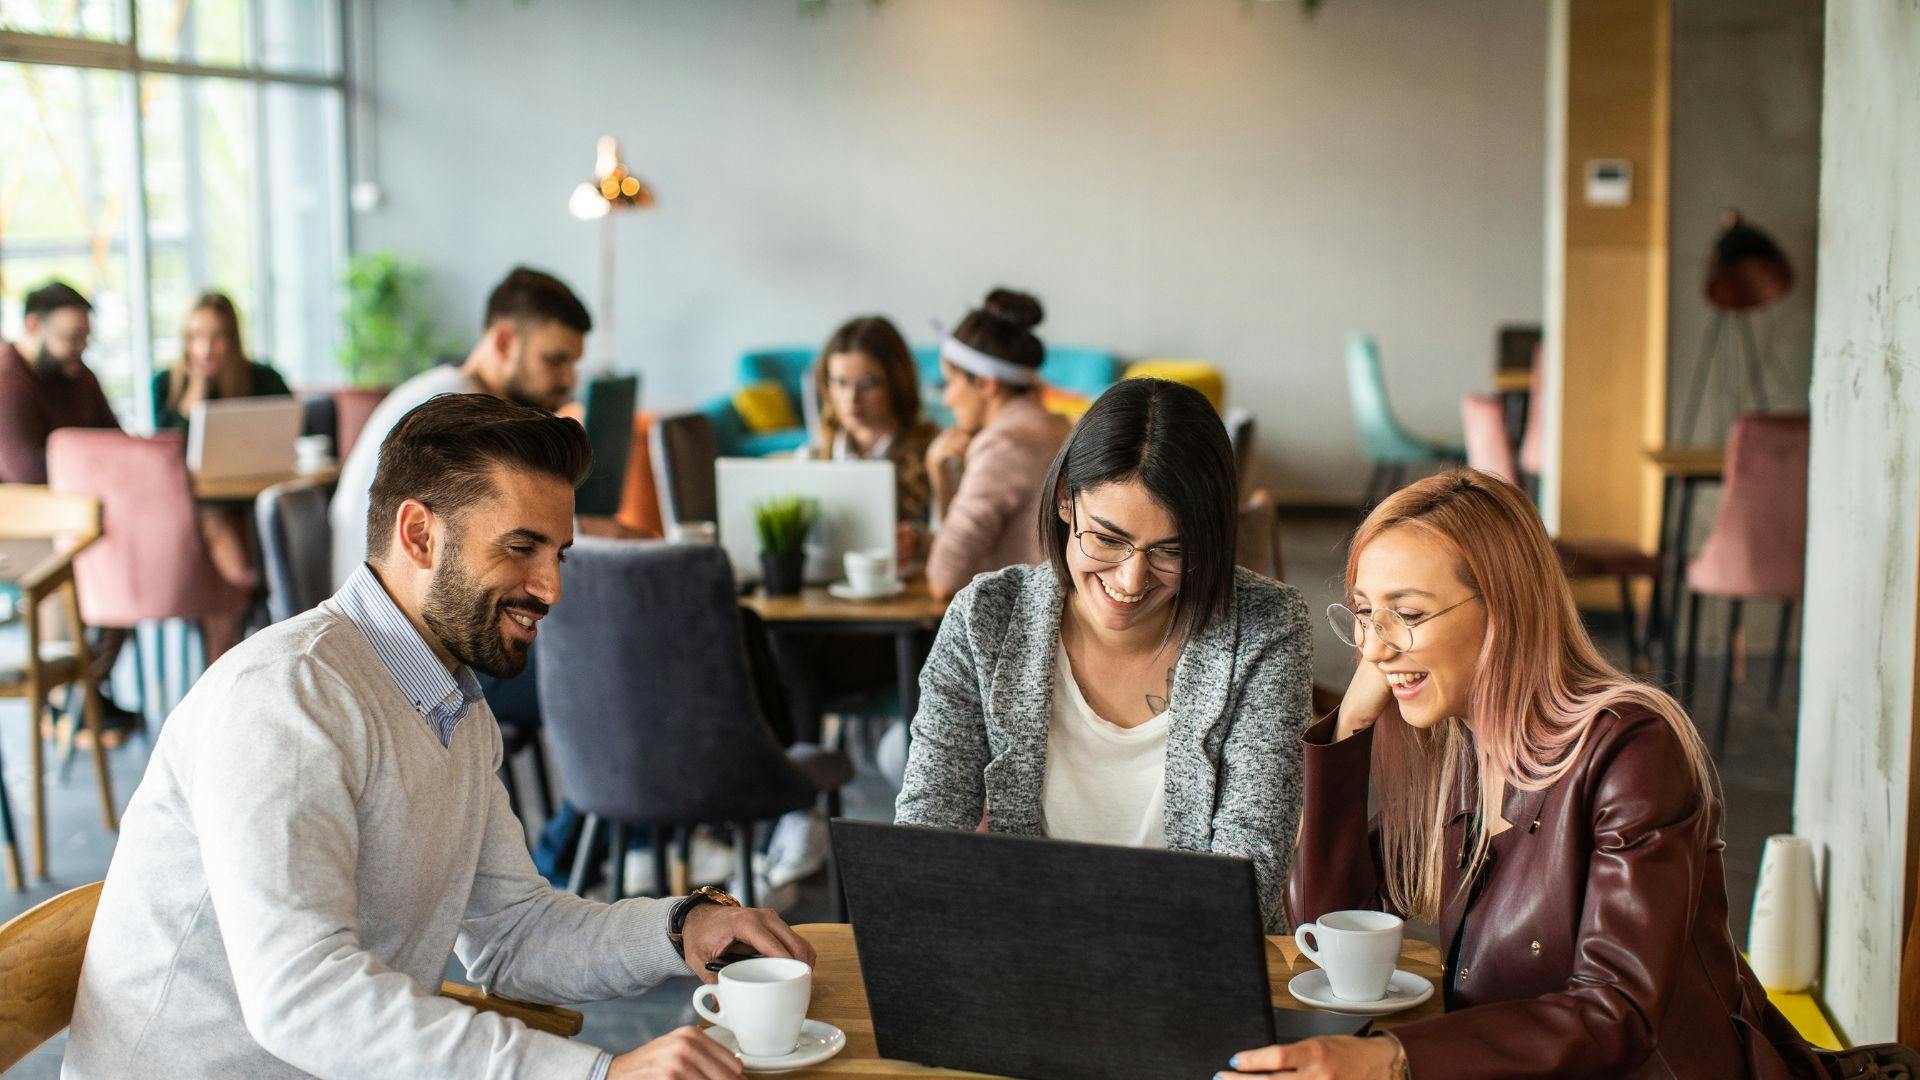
[842,548,894,595]
[691,956,813,1057]
[1294,910,1404,1002]
[666,520,717,545]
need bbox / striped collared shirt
[335,564,485,747]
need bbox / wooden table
[740,580,949,721]
[773,923,1445,1077]
[1643,445,1728,678]
[1491,368,1533,395]
[190,465,340,503]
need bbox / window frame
[0,2,348,428]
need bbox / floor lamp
[1675,210,1794,445]
[567,136,656,367]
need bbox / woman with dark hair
[800,315,940,552]
[896,378,1314,928]
[924,288,1072,602]
[151,291,290,429]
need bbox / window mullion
[122,6,157,432]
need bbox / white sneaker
[764,809,830,888]
[622,830,743,896]
[876,719,908,789]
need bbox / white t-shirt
[1040,643,1171,848]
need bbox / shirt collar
[335,564,485,733]
[832,428,894,460]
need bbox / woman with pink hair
[1222,471,1897,1079]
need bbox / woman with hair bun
[925,287,1072,602]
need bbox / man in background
[0,281,119,484]
[329,265,588,588]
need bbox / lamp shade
[567,135,655,221]
[1705,210,1793,311]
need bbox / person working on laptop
[1223,471,1893,1080]
[68,393,810,1078]
[330,265,589,589]
[923,288,1071,603]
[896,378,1313,930]
[150,290,291,430]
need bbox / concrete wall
[1793,2,1920,1043]
[348,0,1548,503]
[1666,0,1822,447]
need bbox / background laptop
[715,458,895,585]
[186,395,302,480]
[832,821,1366,1080]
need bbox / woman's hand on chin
[1219,1035,1400,1079]
[1335,662,1396,742]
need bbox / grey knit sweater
[895,564,1313,930]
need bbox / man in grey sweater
[67,394,809,1079]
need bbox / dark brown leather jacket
[1289,706,1830,1080]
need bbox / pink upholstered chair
[45,431,254,687]
[331,387,390,462]
[1682,412,1809,755]
[1463,393,1664,672]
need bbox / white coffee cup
[1294,910,1404,1002]
[294,434,334,473]
[842,548,893,595]
[691,956,812,1057]
[666,520,717,545]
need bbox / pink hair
[1348,470,1714,920]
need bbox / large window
[0,0,345,427]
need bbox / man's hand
[680,904,816,984]
[607,1026,742,1079]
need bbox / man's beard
[503,371,563,413]
[32,346,75,385]
[419,541,549,678]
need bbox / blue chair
[1345,333,1466,505]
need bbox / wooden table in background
[773,923,1446,1078]
[740,580,949,721]
[1643,445,1728,677]
[190,465,340,503]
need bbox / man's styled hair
[482,266,592,335]
[24,281,92,321]
[365,393,593,559]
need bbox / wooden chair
[0,486,117,888]
[1234,490,1344,719]
[0,881,583,1072]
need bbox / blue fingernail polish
[1230,1055,1243,1069]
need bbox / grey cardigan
[895,563,1313,930]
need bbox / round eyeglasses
[1073,528,1186,575]
[1326,595,1480,655]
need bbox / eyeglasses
[1326,595,1480,655]
[826,375,884,396]
[1072,527,1186,574]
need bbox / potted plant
[337,252,456,388]
[753,495,817,596]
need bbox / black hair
[366,393,593,559]
[484,266,592,335]
[24,281,92,321]
[1037,378,1238,644]
[951,287,1045,390]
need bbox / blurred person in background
[924,287,1072,603]
[149,291,290,430]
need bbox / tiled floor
[0,508,1795,1074]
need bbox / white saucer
[704,1019,847,1073]
[827,579,905,601]
[1287,969,1434,1016]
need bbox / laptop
[714,459,895,585]
[187,395,302,480]
[831,821,1368,1080]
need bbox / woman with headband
[897,377,1313,930]
[924,288,1073,602]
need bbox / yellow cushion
[732,381,800,433]
[1040,385,1093,421]
[1126,359,1225,412]
[1767,988,1842,1050]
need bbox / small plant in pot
[753,495,817,596]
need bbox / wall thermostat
[1583,159,1633,207]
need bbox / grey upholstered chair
[648,412,719,527]
[536,538,852,905]
[254,480,332,623]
